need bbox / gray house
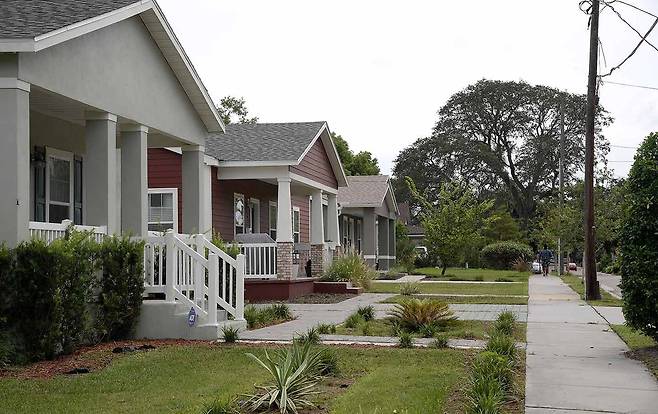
[337,175,399,270]
[0,0,221,246]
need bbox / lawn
[383,294,528,305]
[611,324,658,380]
[369,281,528,296]
[0,343,470,413]
[335,318,527,342]
[560,275,623,306]
[413,267,530,282]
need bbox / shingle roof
[0,0,139,39]
[338,175,391,207]
[205,122,326,163]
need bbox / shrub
[294,327,321,345]
[399,281,420,296]
[221,326,240,343]
[493,311,517,337]
[465,373,504,414]
[270,303,293,320]
[315,323,336,335]
[472,351,514,393]
[388,299,455,332]
[419,323,439,338]
[398,330,414,348]
[620,132,658,342]
[343,312,364,329]
[356,305,375,321]
[244,304,293,329]
[211,231,240,259]
[322,250,376,289]
[431,334,449,348]
[243,342,324,413]
[360,321,371,336]
[0,244,14,365]
[96,236,145,341]
[318,347,340,376]
[244,305,260,329]
[481,241,533,270]
[201,396,239,414]
[512,258,529,272]
[485,333,517,362]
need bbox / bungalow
[337,175,399,270]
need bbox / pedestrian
[539,244,553,277]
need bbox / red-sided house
[147,122,348,298]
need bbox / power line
[610,143,638,149]
[600,79,658,90]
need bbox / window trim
[45,147,74,223]
[269,201,277,240]
[292,206,301,244]
[234,193,245,237]
[147,187,178,233]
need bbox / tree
[393,79,612,232]
[619,132,658,341]
[217,96,258,126]
[331,133,380,176]
[395,221,415,272]
[407,178,494,275]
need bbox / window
[148,188,177,232]
[269,202,277,240]
[248,198,260,233]
[74,157,83,225]
[355,219,362,253]
[234,193,245,235]
[342,216,349,247]
[46,148,74,223]
[293,206,301,243]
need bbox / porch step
[134,300,246,340]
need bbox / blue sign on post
[188,307,197,327]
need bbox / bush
[244,304,294,329]
[481,241,533,270]
[432,334,449,348]
[211,231,240,259]
[493,311,517,337]
[322,250,376,289]
[294,327,321,345]
[485,333,517,362]
[388,298,455,332]
[620,132,658,342]
[398,330,414,348]
[399,281,420,296]
[0,244,14,365]
[315,323,336,335]
[356,305,375,321]
[221,326,240,343]
[465,373,504,414]
[360,321,372,336]
[96,236,145,341]
[512,258,529,272]
[270,303,292,320]
[472,351,514,393]
[318,347,340,376]
[343,312,364,329]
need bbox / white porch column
[326,193,340,247]
[85,112,117,234]
[276,177,293,243]
[182,145,206,234]
[311,190,324,245]
[120,125,148,236]
[0,79,30,246]
[201,164,213,235]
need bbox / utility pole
[584,0,601,299]
[558,103,565,277]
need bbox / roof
[406,224,425,236]
[206,122,327,163]
[0,0,138,38]
[338,175,396,210]
[0,0,224,133]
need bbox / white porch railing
[143,231,245,321]
[239,243,277,279]
[29,220,107,244]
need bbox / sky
[158,0,658,178]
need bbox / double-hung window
[148,188,177,232]
[34,147,80,224]
[292,206,301,243]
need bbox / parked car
[532,261,542,274]
[568,262,577,271]
[414,246,428,257]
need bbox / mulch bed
[253,293,356,305]
[0,339,209,380]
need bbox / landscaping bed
[252,293,356,305]
[560,275,623,306]
[612,324,658,380]
[413,267,530,282]
[383,294,528,305]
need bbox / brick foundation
[276,242,294,279]
[310,244,324,277]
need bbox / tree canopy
[393,79,612,233]
[332,133,381,176]
[217,96,259,126]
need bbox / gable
[18,16,208,145]
[290,139,339,189]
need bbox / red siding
[290,139,338,189]
[147,148,183,231]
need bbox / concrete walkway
[525,275,658,413]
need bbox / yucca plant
[388,299,455,332]
[356,305,375,321]
[243,342,324,414]
[221,325,240,343]
[294,327,321,345]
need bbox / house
[0,0,246,339]
[147,122,349,300]
[337,175,399,270]
[398,201,425,246]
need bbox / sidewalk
[525,275,658,413]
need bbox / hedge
[481,241,533,270]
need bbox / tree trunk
[441,265,447,276]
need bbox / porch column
[120,125,148,236]
[201,164,212,235]
[85,112,117,234]
[389,218,396,266]
[326,193,340,247]
[378,216,390,270]
[362,208,377,267]
[310,189,325,277]
[276,177,293,279]
[0,80,30,246]
[181,145,206,234]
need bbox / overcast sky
[158,0,658,178]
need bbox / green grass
[369,281,528,296]
[383,294,528,305]
[560,275,623,306]
[413,267,530,282]
[335,318,527,342]
[0,344,469,413]
[611,324,658,380]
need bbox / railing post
[235,253,245,321]
[193,234,205,308]
[207,253,219,325]
[165,230,176,302]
